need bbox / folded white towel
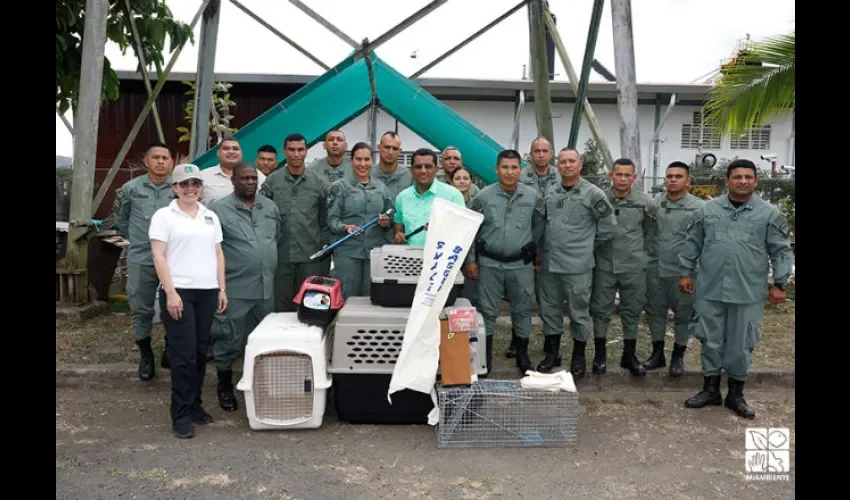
[519,369,577,392]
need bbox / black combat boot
[504,329,519,358]
[137,337,155,381]
[536,335,563,373]
[642,340,666,370]
[592,337,607,374]
[684,375,722,408]
[160,337,170,370]
[669,343,687,377]
[619,339,647,376]
[724,379,755,419]
[569,339,586,379]
[217,370,238,411]
[515,337,533,374]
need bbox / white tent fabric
[387,197,483,423]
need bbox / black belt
[475,241,537,264]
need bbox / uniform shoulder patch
[593,197,612,218]
[773,214,791,236]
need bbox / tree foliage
[56,0,195,115]
[704,32,795,136]
[176,81,238,148]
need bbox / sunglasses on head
[178,179,203,188]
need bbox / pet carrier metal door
[252,351,315,425]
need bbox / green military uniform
[516,164,560,356]
[643,191,704,375]
[113,175,175,342]
[371,164,414,244]
[209,193,280,370]
[466,183,543,372]
[259,168,329,312]
[679,193,793,417]
[309,156,351,186]
[589,186,656,376]
[537,177,614,377]
[327,176,393,298]
[308,157,347,275]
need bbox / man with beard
[309,130,351,187]
[200,136,266,206]
[371,131,413,242]
[208,162,280,411]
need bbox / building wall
[326,100,794,189]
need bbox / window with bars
[729,126,771,150]
[681,111,721,149]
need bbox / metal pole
[58,111,74,136]
[611,0,643,185]
[364,45,379,154]
[355,0,449,59]
[528,0,555,149]
[288,0,359,48]
[190,0,221,159]
[124,0,165,143]
[229,0,329,70]
[511,90,526,150]
[543,8,613,169]
[409,0,529,79]
[91,0,210,217]
[567,0,605,149]
[65,0,108,304]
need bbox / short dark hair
[381,131,399,140]
[325,130,345,140]
[233,161,257,176]
[350,141,372,157]
[559,147,580,155]
[613,157,635,170]
[145,142,171,155]
[496,149,522,165]
[412,148,438,166]
[220,135,239,145]
[283,133,307,149]
[258,144,277,155]
[726,158,757,178]
[666,161,689,173]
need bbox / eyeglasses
[412,164,435,170]
[177,179,203,188]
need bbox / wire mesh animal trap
[436,380,579,448]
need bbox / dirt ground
[56,299,795,373]
[56,382,795,500]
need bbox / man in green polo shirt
[393,148,466,246]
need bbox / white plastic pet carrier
[369,244,465,307]
[236,312,332,430]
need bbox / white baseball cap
[172,164,203,184]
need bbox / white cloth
[519,370,577,393]
[198,164,266,206]
[148,200,222,289]
[386,198,484,425]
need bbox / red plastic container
[292,276,345,327]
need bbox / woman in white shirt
[149,164,228,439]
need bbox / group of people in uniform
[114,130,793,438]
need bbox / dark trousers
[159,288,218,427]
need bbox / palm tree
[703,32,795,136]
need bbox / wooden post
[64,0,108,304]
[528,0,555,149]
[611,0,643,185]
[190,0,221,160]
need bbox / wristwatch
[773,283,787,291]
